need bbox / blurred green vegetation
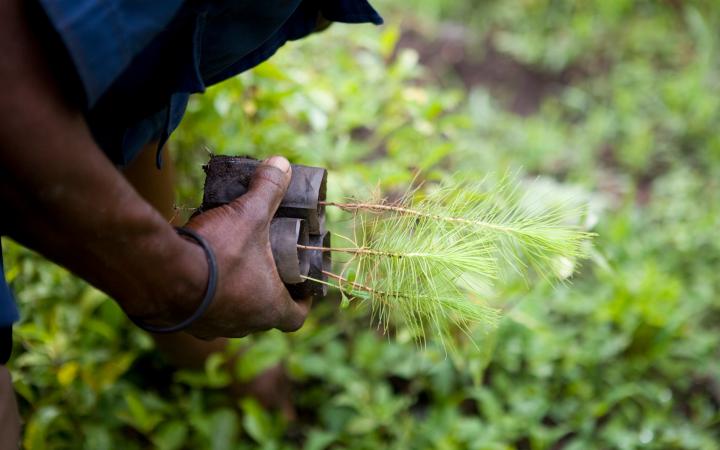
[5,0,720,448]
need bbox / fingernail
[264,156,291,173]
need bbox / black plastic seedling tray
[270,218,310,284]
[291,231,331,298]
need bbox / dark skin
[124,144,294,416]
[0,0,311,339]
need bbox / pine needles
[306,175,595,345]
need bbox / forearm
[0,164,204,321]
[0,0,310,338]
[0,0,204,321]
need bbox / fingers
[190,155,313,336]
[277,295,313,332]
[229,156,291,224]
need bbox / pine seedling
[302,175,595,345]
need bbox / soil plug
[202,155,327,234]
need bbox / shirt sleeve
[0,241,19,328]
[36,0,185,107]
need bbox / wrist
[119,226,209,327]
[163,230,210,324]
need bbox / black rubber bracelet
[129,227,218,334]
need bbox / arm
[0,0,309,338]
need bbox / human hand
[170,156,312,339]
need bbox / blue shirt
[0,241,19,328]
[0,0,382,327]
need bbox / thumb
[231,156,292,222]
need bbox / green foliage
[326,177,593,343]
[5,0,720,448]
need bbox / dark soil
[395,23,666,207]
[396,24,576,116]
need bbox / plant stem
[321,270,375,293]
[320,270,395,307]
[321,270,435,306]
[320,200,526,234]
[297,244,408,258]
